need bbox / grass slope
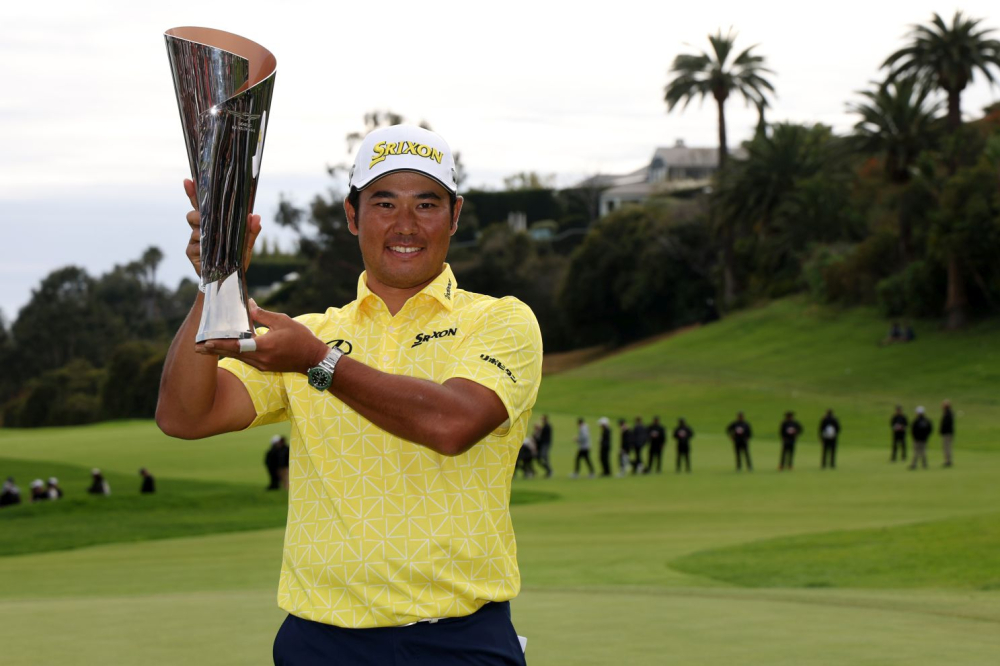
[538,297,1000,450]
[2,298,999,664]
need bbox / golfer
[157,125,541,665]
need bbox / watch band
[307,347,343,391]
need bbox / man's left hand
[196,300,330,374]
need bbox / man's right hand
[183,179,263,278]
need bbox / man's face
[345,171,462,294]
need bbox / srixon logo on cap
[369,141,444,168]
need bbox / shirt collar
[355,264,457,319]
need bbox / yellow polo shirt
[219,265,542,628]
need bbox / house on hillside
[583,140,742,217]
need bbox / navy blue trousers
[273,601,526,665]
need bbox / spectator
[819,409,841,469]
[516,429,536,479]
[617,419,633,477]
[890,405,908,462]
[536,415,553,478]
[30,479,48,502]
[46,477,64,500]
[597,417,612,477]
[631,417,648,474]
[940,400,955,468]
[673,418,693,473]
[778,411,802,471]
[0,477,21,507]
[909,407,933,470]
[646,416,666,474]
[140,468,156,494]
[880,322,903,346]
[265,435,283,490]
[726,412,753,472]
[88,468,111,496]
[571,417,594,478]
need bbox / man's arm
[155,179,260,440]
[200,304,509,457]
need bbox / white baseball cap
[349,125,458,194]
[271,434,282,444]
[916,406,925,414]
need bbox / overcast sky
[2,0,1000,320]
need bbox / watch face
[308,367,332,390]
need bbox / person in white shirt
[572,417,595,478]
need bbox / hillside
[536,297,1000,450]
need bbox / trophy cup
[165,27,276,342]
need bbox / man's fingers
[183,179,198,210]
[249,299,282,327]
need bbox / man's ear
[344,197,359,236]
[449,196,464,237]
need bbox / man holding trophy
[157,28,540,666]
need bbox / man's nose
[393,206,418,233]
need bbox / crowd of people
[0,467,155,508]
[516,401,957,477]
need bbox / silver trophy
[165,27,276,342]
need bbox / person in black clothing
[940,400,955,467]
[30,479,48,502]
[597,417,613,477]
[265,435,283,490]
[1,477,21,507]
[139,468,156,494]
[909,406,933,470]
[819,409,841,469]
[890,405,908,462]
[645,416,667,473]
[631,417,648,474]
[618,419,633,477]
[726,412,753,471]
[673,419,693,472]
[778,411,802,470]
[536,415,553,478]
[88,469,110,496]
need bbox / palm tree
[140,246,163,320]
[665,29,776,171]
[665,29,775,305]
[883,11,1000,133]
[883,11,1000,328]
[849,77,942,260]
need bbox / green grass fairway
[2,298,999,664]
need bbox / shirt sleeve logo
[479,354,518,383]
[411,327,458,348]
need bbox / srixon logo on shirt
[411,327,458,348]
[480,354,517,383]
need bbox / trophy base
[195,272,252,343]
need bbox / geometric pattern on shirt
[220,264,543,628]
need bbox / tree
[140,246,164,319]
[665,28,776,170]
[559,204,715,346]
[665,29,775,306]
[883,11,1000,133]
[715,123,862,297]
[849,76,943,260]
